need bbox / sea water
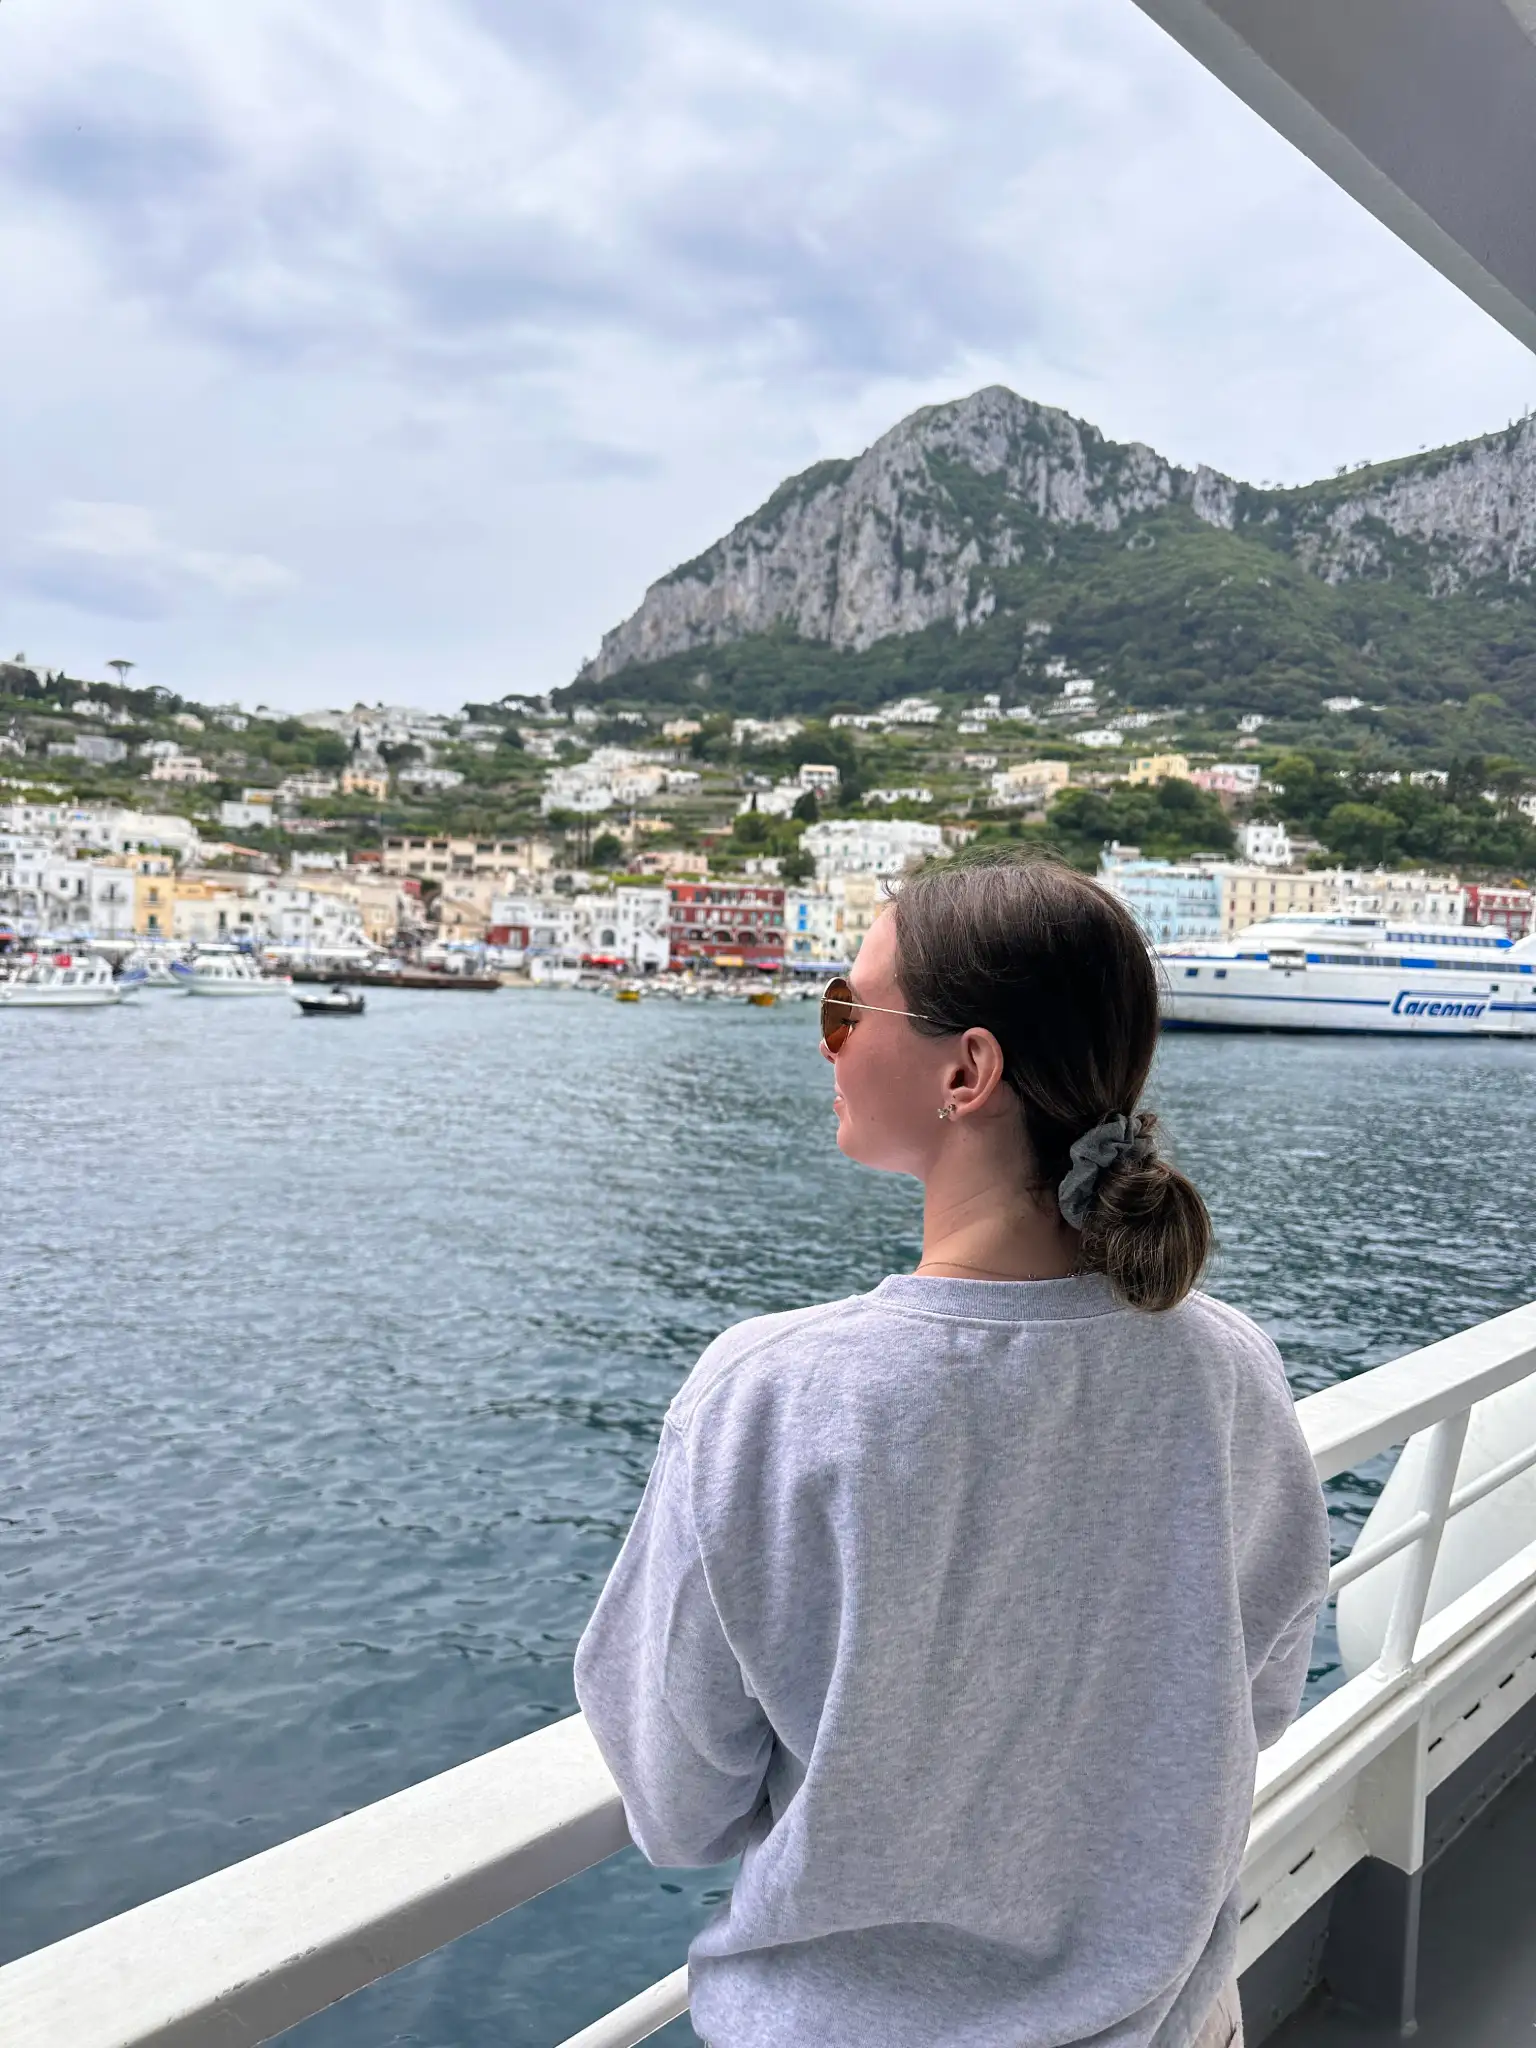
[3,991,1534,2044]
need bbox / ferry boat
[0,954,141,1008]
[1158,915,1536,1036]
[171,949,293,997]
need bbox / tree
[107,659,135,687]
[781,844,816,885]
[733,808,771,848]
[591,831,623,867]
[792,789,820,824]
[1324,801,1402,865]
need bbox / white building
[0,851,136,937]
[797,763,840,792]
[396,766,465,794]
[1333,870,1465,923]
[0,800,201,861]
[150,753,217,784]
[732,717,804,747]
[881,697,943,725]
[220,801,277,831]
[800,818,946,883]
[254,883,369,952]
[737,786,801,820]
[784,888,846,964]
[865,786,934,806]
[1076,729,1124,750]
[277,772,340,804]
[572,885,671,970]
[488,891,582,957]
[541,747,668,815]
[66,734,130,765]
[1240,821,1293,867]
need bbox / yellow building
[341,768,390,799]
[1218,866,1337,935]
[380,834,547,879]
[836,874,885,955]
[170,879,259,944]
[132,871,175,936]
[1124,753,1193,787]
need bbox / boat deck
[1266,1752,1536,2047]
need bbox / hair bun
[1078,1135,1212,1311]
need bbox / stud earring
[938,1103,955,1122]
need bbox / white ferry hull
[1160,960,1536,1036]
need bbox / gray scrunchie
[1058,1112,1154,1230]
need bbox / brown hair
[891,850,1211,1311]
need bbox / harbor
[3,995,1535,2044]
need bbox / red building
[668,882,785,967]
[1465,884,1534,938]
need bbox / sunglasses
[820,975,931,1053]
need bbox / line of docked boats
[7,914,1536,1035]
[0,946,295,1007]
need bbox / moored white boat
[1158,913,1536,1035]
[171,949,293,997]
[0,954,141,1008]
[121,946,188,988]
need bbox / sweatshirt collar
[871,1272,1122,1323]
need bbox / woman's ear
[948,1029,1008,1114]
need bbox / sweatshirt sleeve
[573,1418,774,1867]
[1251,1601,1321,1750]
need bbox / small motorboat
[0,953,141,1008]
[173,948,292,996]
[294,986,366,1017]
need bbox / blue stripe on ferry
[1170,991,1392,1006]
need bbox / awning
[1132,0,1536,350]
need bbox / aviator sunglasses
[820,975,931,1053]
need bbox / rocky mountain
[572,387,1536,741]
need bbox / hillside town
[3,655,1535,971]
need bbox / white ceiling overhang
[1131,0,1536,352]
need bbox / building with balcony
[799,818,945,883]
[667,882,785,967]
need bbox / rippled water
[3,991,1535,2045]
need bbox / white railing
[4,1305,1536,2048]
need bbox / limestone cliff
[581,386,1536,684]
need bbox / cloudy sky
[2,0,1534,713]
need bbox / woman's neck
[917,1150,1078,1282]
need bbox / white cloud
[0,0,1532,706]
[24,502,293,620]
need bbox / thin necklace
[914,1257,1052,1281]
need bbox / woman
[575,854,1330,2048]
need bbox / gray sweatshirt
[574,1275,1330,2048]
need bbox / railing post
[1373,1412,1471,1679]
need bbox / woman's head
[824,851,1210,1311]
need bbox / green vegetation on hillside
[556,498,1536,753]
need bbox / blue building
[1099,852,1223,944]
